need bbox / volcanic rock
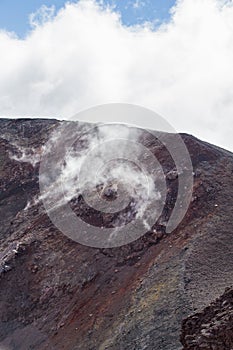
[0,118,232,350]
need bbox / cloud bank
[0,0,233,150]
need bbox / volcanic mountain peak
[0,118,232,350]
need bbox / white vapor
[0,0,233,150]
[39,122,163,234]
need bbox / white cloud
[29,5,56,28]
[0,0,233,151]
[132,0,146,10]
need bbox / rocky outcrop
[0,119,232,350]
[181,287,233,350]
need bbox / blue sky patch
[0,0,176,37]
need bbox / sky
[0,0,233,151]
[0,0,175,37]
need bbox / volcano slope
[0,118,232,350]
